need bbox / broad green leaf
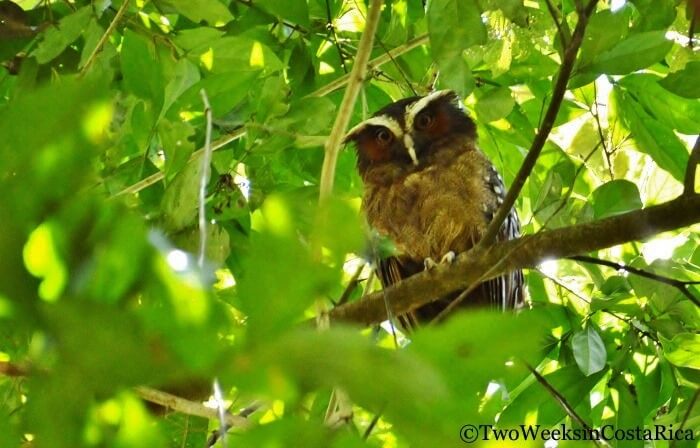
[428,0,485,94]
[120,29,164,108]
[660,61,700,98]
[158,119,195,180]
[571,326,607,376]
[619,74,700,134]
[475,87,515,122]
[579,6,631,67]
[155,0,233,26]
[583,31,673,75]
[629,0,677,31]
[662,333,700,369]
[256,0,310,27]
[612,87,689,182]
[160,58,200,121]
[591,180,643,219]
[172,27,225,51]
[160,160,201,232]
[499,365,607,426]
[189,36,284,74]
[32,6,92,64]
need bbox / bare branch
[110,128,245,197]
[80,0,130,75]
[569,255,700,307]
[479,0,598,248]
[308,33,429,99]
[197,89,213,268]
[524,363,609,448]
[318,0,384,202]
[684,135,700,196]
[134,386,252,429]
[328,194,700,326]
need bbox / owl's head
[343,90,477,174]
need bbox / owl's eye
[415,111,434,130]
[375,128,394,145]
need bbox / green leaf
[160,58,200,121]
[155,0,233,26]
[32,6,92,64]
[160,160,201,232]
[612,86,689,182]
[428,0,485,94]
[475,87,515,122]
[660,61,700,99]
[158,119,195,181]
[120,29,164,108]
[591,180,643,219]
[662,333,700,369]
[571,326,607,376]
[583,31,673,75]
[500,365,607,426]
[579,6,631,67]
[619,74,700,134]
[256,0,310,27]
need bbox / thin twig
[318,0,384,202]
[538,270,660,343]
[569,255,700,307]
[684,135,700,196]
[670,388,700,448]
[197,89,213,268]
[80,0,130,75]
[134,386,251,429]
[110,128,245,197]
[543,0,570,48]
[478,0,598,248]
[523,363,609,448]
[308,33,428,99]
[336,261,366,306]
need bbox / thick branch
[684,135,700,196]
[479,0,598,248]
[328,194,700,326]
[318,0,384,202]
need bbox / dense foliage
[1,0,699,447]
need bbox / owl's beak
[403,134,419,165]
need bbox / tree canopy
[0,0,699,447]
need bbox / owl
[344,90,524,327]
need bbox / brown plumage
[344,90,523,327]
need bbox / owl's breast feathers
[362,140,502,261]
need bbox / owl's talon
[441,251,456,264]
[424,257,438,270]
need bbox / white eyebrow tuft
[343,115,404,142]
[404,90,459,130]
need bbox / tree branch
[110,128,245,197]
[569,255,700,307]
[523,363,608,447]
[478,0,598,248]
[328,194,700,326]
[134,386,252,429]
[308,33,429,99]
[684,135,700,196]
[318,0,384,202]
[79,0,130,75]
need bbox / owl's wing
[482,165,525,310]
